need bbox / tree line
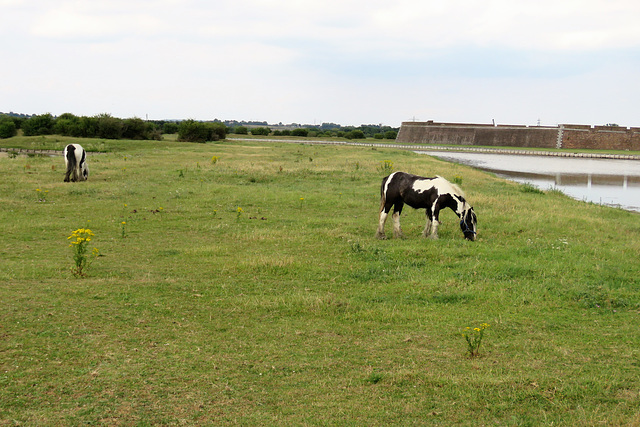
[0,112,397,142]
[232,125,397,140]
[0,113,226,143]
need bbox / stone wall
[561,125,640,151]
[397,121,640,151]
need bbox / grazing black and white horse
[63,144,89,182]
[375,172,477,241]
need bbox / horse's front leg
[424,208,439,239]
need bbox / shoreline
[227,138,640,160]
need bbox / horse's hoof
[375,233,387,240]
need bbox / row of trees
[0,113,228,142]
[0,113,166,140]
[0,112,397,142]
[231,126,397,140]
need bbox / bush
[22,113,55,136]
[122,117,148,140]
[210,122,227,141]
[291,128,308,137]
[96,114,123,139]
[54,113,84,137]
[178,119,209,143]
[178,120,227,143]
[250,127,270,136]
[163,122,179,134]
[344,130,365,140]
[234,126,248,135]
[80,116,100,138]
[0,115,17,138]
[384,130,397,140]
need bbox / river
[417,151,640,213]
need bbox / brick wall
[396,121,640,151]
[562,125,640,151]
[396,121,557,148]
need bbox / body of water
[417,151,640,213]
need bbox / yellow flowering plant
[68,228,99,277]
[378,160,394,174]
[462,323,490,358]
[35,188,50,202]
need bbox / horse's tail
[379,176,389,212]
[64,144,77,182]
[379,193,386,213]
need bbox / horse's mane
[436,175,466,198]
[451,183,465,198]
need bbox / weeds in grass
[365,372,384,385]
[521,182,545,194]
[211,156,219,164]
[121,221,127,238]
[462,323,490,358]
[452,175,463,185]
[68,228,99,277]
[378,160,394,174]
[35,188,49,202]
[236,206,244,220]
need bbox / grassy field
[1,136,639,425]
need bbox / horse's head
[459,206,477,241]
[81,163,89,181]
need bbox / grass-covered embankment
[1,136,639,425]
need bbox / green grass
[1,136,640,425]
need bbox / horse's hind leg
[392,203,404,239]
[392,212,404,238]
[422,216,433,238]
[375,209,388,239]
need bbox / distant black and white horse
[375,172,477,241]
[63,144,89,182]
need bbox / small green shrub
[520,182,545,194]
[0,115,17,138]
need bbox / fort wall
[396,121,640,151]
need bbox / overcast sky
[2,0,639,127]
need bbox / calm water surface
[418,151,640,213]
